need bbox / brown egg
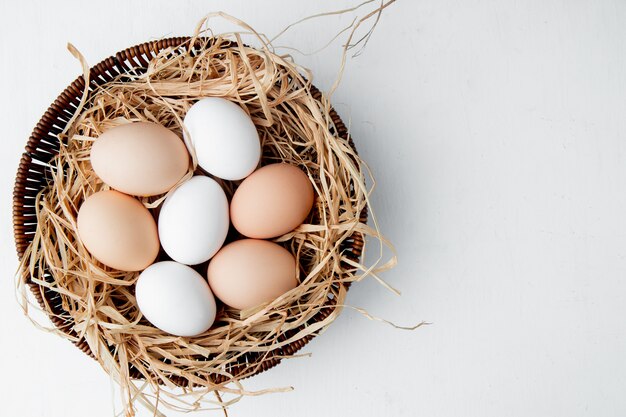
[90,122,189,197]
[207,239,297,310]
[230,163,314,239]
[77,190,159,271]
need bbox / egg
[230,163,315,239]
[90,121,189,196]
[77,190,159,271]
[183,97,261,180]
[207,239,297,310]
[158,176,229,265]
[135,261,217,336]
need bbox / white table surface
[2,1,626,416]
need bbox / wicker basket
[12,37,366,385]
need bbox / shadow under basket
[12,37,367,386]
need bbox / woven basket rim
[12,36,367,386]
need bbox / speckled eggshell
[77,190,159,271]
[207,239,298,310]
[230,163,315,239]
[90,122,189,196]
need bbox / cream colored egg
[90,122,189,196]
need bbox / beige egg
[230,163,314,239]
[207,239,297,310]
[90,122,189,197]
[77,190,159,271]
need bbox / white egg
[183,97,261,180]
[135,261,217,336]
[158,176,229,265]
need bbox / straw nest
[16,26,390,412]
